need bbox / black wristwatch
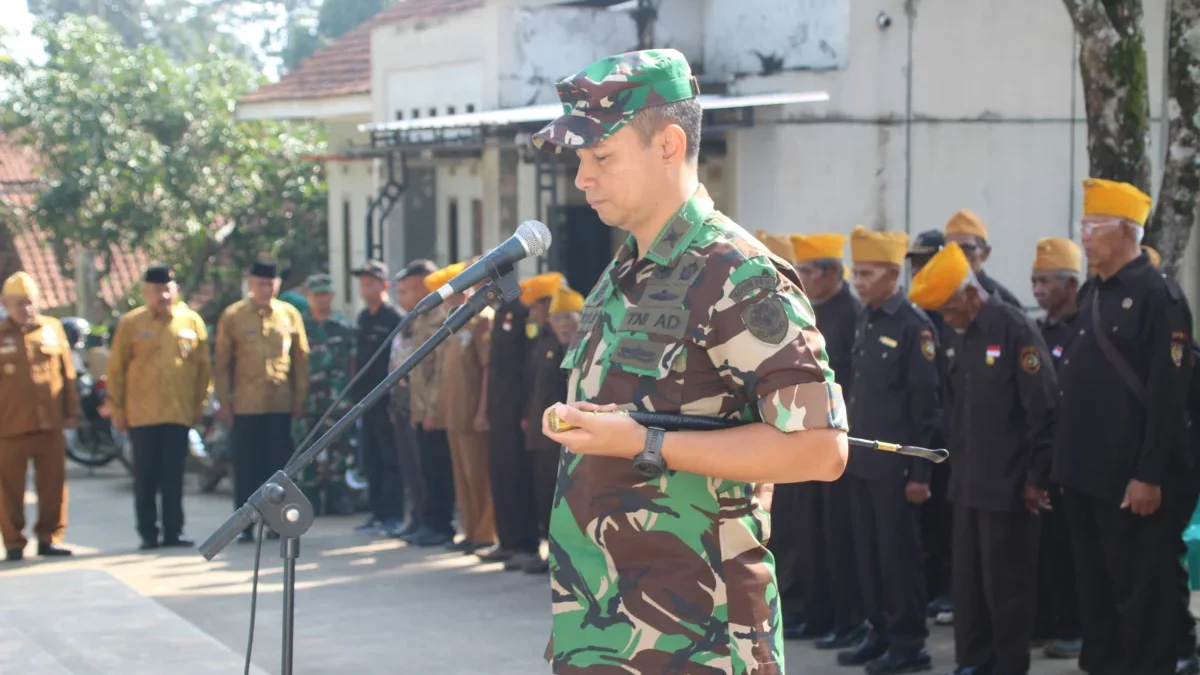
[632,426,667,479]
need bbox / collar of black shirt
[1098,249,1154,290]
[873,291,906,316]
[969,293,1008,334]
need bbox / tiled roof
[0,135,149,310]
[239,0,484,105]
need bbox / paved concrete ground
[0,463,1087,675]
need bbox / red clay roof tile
[239,0,484,105]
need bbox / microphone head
[516,220,552,258]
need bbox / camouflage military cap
[305,273,333,293]
[532,48,700,154]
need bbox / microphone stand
[197,264,523,675]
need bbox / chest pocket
[264,320,294,381]
[858,330,906,389]
[27,335,59,382]
[176,326,199,361]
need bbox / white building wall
[725,0,1187,310]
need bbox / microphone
[413,220,552,315]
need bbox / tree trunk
[1063,0,1154,193]
[1145,0,1200,275]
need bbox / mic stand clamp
[250,470,314,675]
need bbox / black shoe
[5,548,22,562]
[941,666,991,675]
[476,544,514,562]
[865,648,932,675]
[816,623,869,650]
[785,621,831,641]
[37,543,72,557]
[237,530,254,544]
[446,539,475,553]
[927,594,952,617]
[139,539,160,551]
[162,537,195,548]
[523,556,550,574]
[390,520,420,539]
[413,528,454,547]
[837,635,888,666]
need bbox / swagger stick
[545,409,949,479]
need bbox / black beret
[250,261,279,279]
[143,265,174,284]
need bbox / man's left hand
[1121,479,1162,516]
[542,402,646,459]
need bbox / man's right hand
[217,406,233,427]
[113,416,128,433]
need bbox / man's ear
[660,124,688,165]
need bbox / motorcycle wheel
[65,425,120,467]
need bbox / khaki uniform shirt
[407,307,446,427]
[0,316,80,437]
[437,306,493,431]
[214,298,309,415]
[106,304,212,429]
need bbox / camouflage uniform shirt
[301,311,355,427]
[547,185,848,674]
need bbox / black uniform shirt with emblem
[524,325,567,452]
[487,297,531,429]
[846,291,943,484]
[947,294,1057,509]
[1038,311,1078,369]
[352,303,403,400]
[1052,253,1194,503]
[814,282,863,395]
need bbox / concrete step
[0,568,269,675]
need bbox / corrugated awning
[357,91,829,134]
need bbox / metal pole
[281,537,299,675]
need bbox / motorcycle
[190,394,232,493]
[65,366,127,469]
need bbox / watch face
[633,456,665,480]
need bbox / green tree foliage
[279,0,393,72]
[0,16,329,315]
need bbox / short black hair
[628,99,703,164]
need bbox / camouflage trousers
[293,414,358,516]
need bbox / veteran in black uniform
[837,225,941,675]
[943,210,1023,309]
[911,241,1057,675]
[790,232,868,649]
[907,229,955,622]
[1030,237,1084,660]
[1053,178,1194,675]
[351,260,406,535]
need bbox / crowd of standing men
[0,254,585,579]
[0,174,1196,675]
[756,177,1199,675]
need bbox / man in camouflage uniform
[295,273,356,514]
[536,49,850,675]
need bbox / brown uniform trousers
[438,308,496,546]
[0,316,79,551]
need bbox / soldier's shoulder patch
[730,273,778,303]
[741,296,789,345]
[919,330,936,361]
[1019,345,1041,374]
